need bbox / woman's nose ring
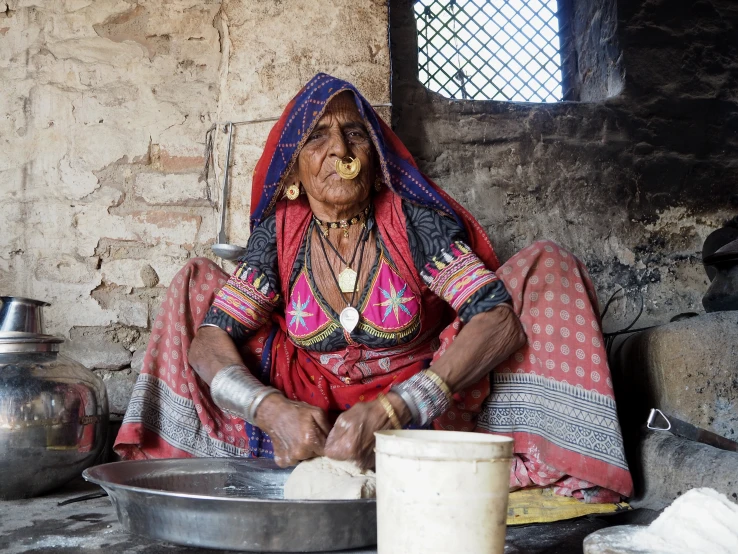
[336,156,361,180]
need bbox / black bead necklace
[316,223,370,333]
[313,205,371,238]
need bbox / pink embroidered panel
[286,257,421,346]
[287,271,336,344]
[360,257,420,334]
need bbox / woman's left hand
[324,393,410,470]
[324,400,386,470]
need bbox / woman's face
[293,92,375,214]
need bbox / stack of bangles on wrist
[391,369,453,427]
[210,364,282,425]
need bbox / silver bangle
[248,387,281,424]
[393,387,421,424]
[392,372,451,427]
[210,364,281,425]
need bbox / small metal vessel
[0,298,108,500]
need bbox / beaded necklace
[313,204,371,239]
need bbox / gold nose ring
[335,156,361,180]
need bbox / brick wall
[0,0,390,416]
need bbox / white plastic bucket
[375,430,513,554]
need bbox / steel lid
[0,296,50,306]
[0,332,63,353]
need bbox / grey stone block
[130,348,146,373]
[62,336,133,371]
[97,368,138,416]
[632,431,738,511]
[612,311,738,442]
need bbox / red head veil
[249,73,500,271]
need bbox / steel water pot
[0,306,108,499]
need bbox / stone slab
[97,368,138,415]
[611,311,738,441]
[62,336,133,371]
[131,348,146,373]
[631,431,738,511]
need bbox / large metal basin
[83,458,377,552]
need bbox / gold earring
[335,156,361,180]
[374,177,383,191]
[285,183,300,200]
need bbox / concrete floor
[0,479,656,554]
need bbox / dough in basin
[283,457,376,500]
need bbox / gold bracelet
[422,369,453,401]
[377,393,402,430]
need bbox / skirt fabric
[115,240,632,502]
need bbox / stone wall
[391,0,738,331]
[0,0,390,417]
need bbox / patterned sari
[115,73,633,502]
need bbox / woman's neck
[308,197,372,223]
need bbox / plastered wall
[0,0,390,414]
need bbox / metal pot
[0,298,108,500]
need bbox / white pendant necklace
[339,306,360,333]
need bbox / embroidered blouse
[202,201,510,352]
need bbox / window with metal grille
[415,0,564,102]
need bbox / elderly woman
[115,73,632,503]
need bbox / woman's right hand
[254,394,332,467]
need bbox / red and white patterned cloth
[115,239,632,503]
[455,241,628,502]
[116,73,632,503]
